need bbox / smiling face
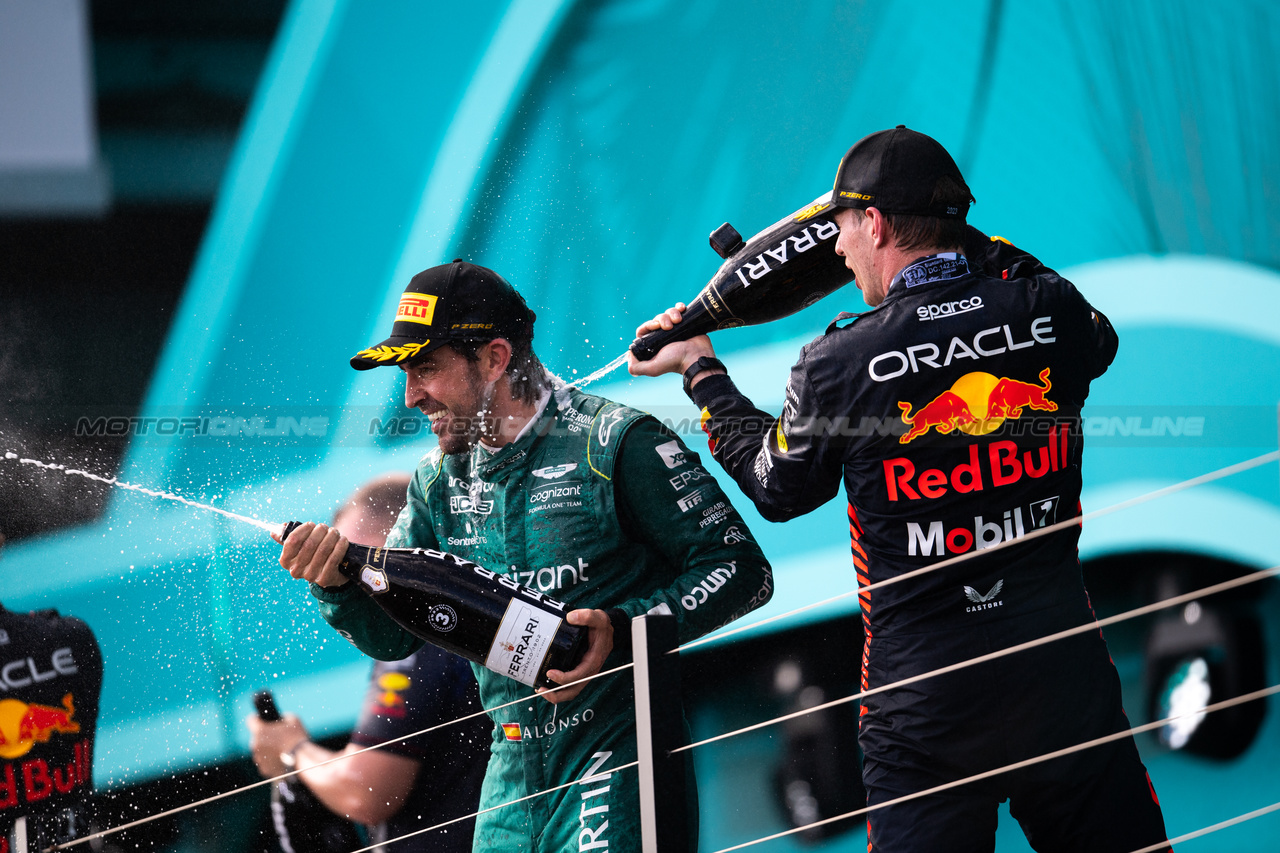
[401,345,494,455]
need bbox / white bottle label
[484,600,562,687]
[359,564,389,594]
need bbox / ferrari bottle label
[484,600,562,687]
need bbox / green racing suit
[311,385,774,852]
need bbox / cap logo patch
[356,341,430,363]
[839,190,873,201]
[396,292,438,326]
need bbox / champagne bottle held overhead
[629,191,854,361]
[280,522,587,690]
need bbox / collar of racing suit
[887,252,971,296]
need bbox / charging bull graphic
[0,695,80,760]
[898,368,1057,444]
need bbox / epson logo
[917,296,983,321]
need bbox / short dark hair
[882,175,975,252]
[447,337,552,406]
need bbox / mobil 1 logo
[1028,496,1060,529]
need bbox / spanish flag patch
[502,722,522,742]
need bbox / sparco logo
[429,605,458,632]
[917,296,983,321]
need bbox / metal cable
[344,759,640,853]
[46,662,635,852]
[1127,800,1280,853]
[676,448,1280,655]
[44,448,1280,850]
[708,683,1280,852]
[674,563,1280,753]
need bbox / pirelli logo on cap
[839,190,873,201]
[396,292,438,326]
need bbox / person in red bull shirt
[630,126,1172,852]
[0,604,103,853]
[248,473,487,853]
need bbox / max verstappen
[630,126,1172,852]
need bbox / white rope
[44,448,1280,851]
[1127,799,1280,853]
[345,759,641,853]
[674,563,1280,754]
[676,448,1280,655]
[47,662,635,851]
[708,682,1280,853]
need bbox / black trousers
[859,605,1171,853]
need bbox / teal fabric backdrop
[4,4,1278,848]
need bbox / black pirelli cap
[831,125,973,218]
[350,260,535,370]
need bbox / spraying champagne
[279,522,586,690]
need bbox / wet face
[833,206,887,307]
[401,346,494,455]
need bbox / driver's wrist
[681,356,727,395]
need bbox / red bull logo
[373,672,411,718]
[0,695,79,760]
[898,368,1057,444]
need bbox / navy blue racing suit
[687,230,1171,853]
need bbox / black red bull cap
[831,125,973,218]
[351,261,536,370]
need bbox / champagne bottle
[629,192,854,361]
[280,522,587,690]
[253,690,363,853]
